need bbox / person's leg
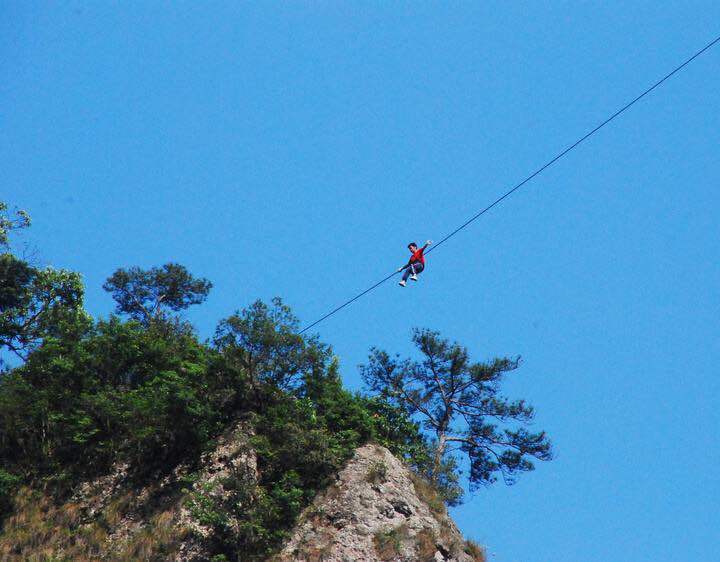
[410,263,424,280]
[402,267,412,282]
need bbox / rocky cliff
[0,421,255,561]
[275,443,482,562]
[0,430,484,561]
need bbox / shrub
[409,472,447,517]
[373,524,410,561]
[366,460,388,483]
[0,469,19,522]
[415,528,439,561]
[464,539,487,562]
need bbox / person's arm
[421,239,433,251]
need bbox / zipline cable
[299,34,720,335]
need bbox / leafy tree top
[0,202,30,249]
[213,297,329,390]
[103,263,212,325]
[362,328,552,488]
[1,203,84,365]
[0,257,84,363]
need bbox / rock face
[0,421,255,561]
[275,443,475,562]
[176,422,257,561]
[1,433,482,561]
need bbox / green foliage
[464,539,488,562]
[366,459,388,483]
[361,396,431,469]
[0,315,219,477]
[409,472,448,516]
[362,328,553,490]
[187,482,231,530]
[123,368,218,470]
[0,201,30,249]
[1,204,84,366]
[0,254,33,313]
[103,263,211,326]
[214,297,328,390]
[0,468,19,522]
[415,447,464,507]
[373,524,410,560]
[180,361,433,560]
[0,254,85,364]
[239,395,357,556]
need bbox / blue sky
[2,3,719,561]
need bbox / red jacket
[408,245,426,266]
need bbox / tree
[213,298,329,392]
[0,202,30,249]
[0,254,84,363]
[361,328,552,489]
[103,263,212,325]
[0,202,86,367]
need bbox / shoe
[398,280,406,287]
[410,274,418,281]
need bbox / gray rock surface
[275,443,475,562]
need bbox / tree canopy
[0,202,30,249]
[103,263,212,325]
[213,297,327,391]
[362,328,552,488]
[0,258,84,363]
[0,203,84,365]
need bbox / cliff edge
[276,443,484,562]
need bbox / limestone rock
[275,443,474,562]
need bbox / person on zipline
[398,240,432,287]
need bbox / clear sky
[2,3,719,561]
